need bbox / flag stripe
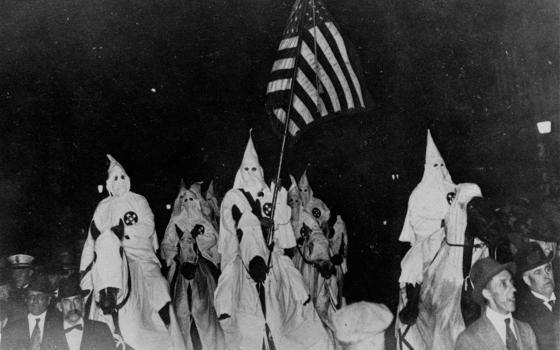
[296,69,328,116]
[271,58,295,72]
[273,108,301,136]
[300,41,341,111]
[297,58,335,113]
[303,30,349,111]
[267,79,292,94]
[303,33,348,112]
[321,23,363,109]
[265,0,370,138]
[292,83,322,123]
[325,22,364,107]
[292,95,314,124]
[278,36,299,51]
[309,26,355,109]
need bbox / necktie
[548,300,555,309]
[65,324,83,333]
[505,318,518,350]
[30,318,41,350]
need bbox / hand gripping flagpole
[266,0,310,270]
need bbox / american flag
[266,0,371,138]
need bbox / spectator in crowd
[42,274,115,350]
[514,242,560,350]
[6,254,35,323]
[455,257,537,350]
[1,272,60,350]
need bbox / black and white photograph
[0,0,558,348]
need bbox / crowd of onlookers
[0,252,117,350]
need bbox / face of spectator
[523,262,555,298]
[11,268,33,289]
[57,295,84,324]
[483,270,517,314]
[25,291,51,316]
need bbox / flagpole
[266,0,310,269]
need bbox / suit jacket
[514,290,560,350]
[455,314,538,350]
[42,319,115,350]
[1,310,62,350]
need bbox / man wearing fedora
[514,242,560,350]
[455,257,538,350]
[1,272,61,350]
[42,274,115,350]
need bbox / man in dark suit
[455,257,538,350]
[1,272,61,350]
[42,274,115,350]
[514,242,559,350]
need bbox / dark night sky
[0,0,558,305]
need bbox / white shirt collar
[64,318,84,350]
[27,311,47,340]
[27,311,47,323]
[531,291,556,310]
[530,290,556,302]
[485,306,517,343]
[63,318,84,330]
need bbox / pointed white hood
[421,130,454,193]
[105,154,130,197]
[298,169,313,207]
[171,179,188,217]
[233,133,267,196]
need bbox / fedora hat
[516,242,553,274]
[25,273,52,294]
[470,257,516,305]
[58,274,88,299]
[525,215,559,242]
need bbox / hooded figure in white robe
[205,180,220,228]
[189,181,214,225]
[288,175,305,239]
[299,170,331,230]
[214,210,335,350]
[161,189,224,350]
[80,154,185,350]
[397,130,456,325]
[330,215,349,307]
[218,134,295,269]
[293,211,340,334]
[171,179,188,218]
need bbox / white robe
[398,184,451,285]
[161,210,225,350]
[218,186,295,268]
[161,210,220,282]
[80,192,185,350]
[214,253,335,350]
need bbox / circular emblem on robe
[446,192,456,205]
[123,211,138,226]
[312,208,322,219]
[194,224,205,236]
[262,202,273,217]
